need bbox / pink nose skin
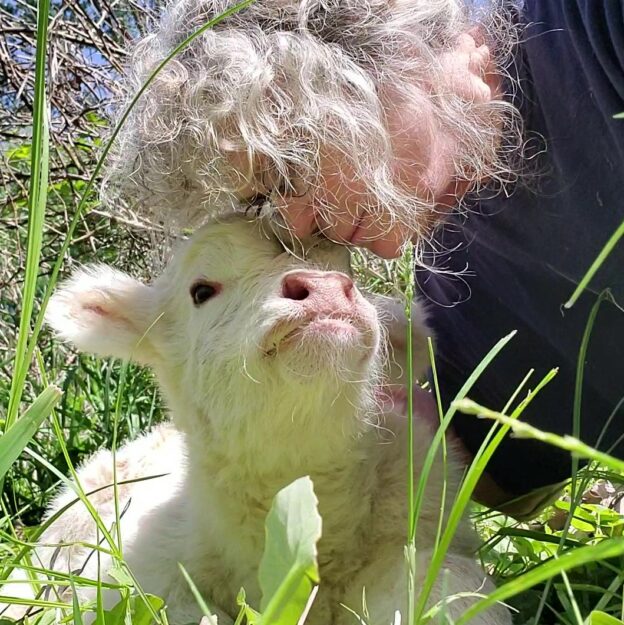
[281,270,357,315]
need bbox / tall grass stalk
[112,362,130,555]
[403,243,417,625]
[401,325,518,624]
[564,224,624,309]
[428,338,448,557]
[6,0,51,428]
[532,288,613,625]
[409,330,517,550]
[456,401,624,475]
[413,368,558,624]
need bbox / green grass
[1,0,623,623]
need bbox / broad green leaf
[555,500,595,523]
[5,144,31,161]
[237,587,261,625]
[103,594,129,625]
[259,476,322,625]
[128,594,165,625]
[588,611,624,625]
[0,386,61,479]
[103,593,164,625]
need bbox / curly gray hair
[104,0,520,236]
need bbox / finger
[354,212,415,259]
[275,194,318,238]
[316,203,365,245]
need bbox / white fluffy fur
[2,215,511,625]
[103,0,520,235]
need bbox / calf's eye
[190,280,220,306]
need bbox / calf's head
[47,216,383,437]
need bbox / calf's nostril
[282,276,310,301]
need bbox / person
[411,1,624,517]
[106,0,624,518]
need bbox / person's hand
[274,30,500,259]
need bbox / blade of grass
[403,243,417,625]
[410,330,518,543]
[6,0,51,428]
[455,400,624,474]
[0,386,60,481]
[179,564,217,625]
[496,528,581,549]
[564,227,624,309]
[112,362,130,555]
[593,573,624,613]
[404,245,416,541]
[70,577,85,625]
[412,368,558,623]
[428,337,448,557]
[0,594,68,610]
[533,288,611,625]
[559,567,584,625]
[1,562,121,590]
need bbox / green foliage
[588,612,624,625]
[0,386,60,481]
[564,224,624,310]
[1,0,623,624]
[259,477,322,625]
[5,0,51,429]
[102,594,165,625]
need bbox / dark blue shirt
[420,0,624,494]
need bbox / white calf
[2,214,510,625]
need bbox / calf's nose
[281,270,356,311]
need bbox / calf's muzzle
[281,270,358,316]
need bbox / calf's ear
[45,265,161,365]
